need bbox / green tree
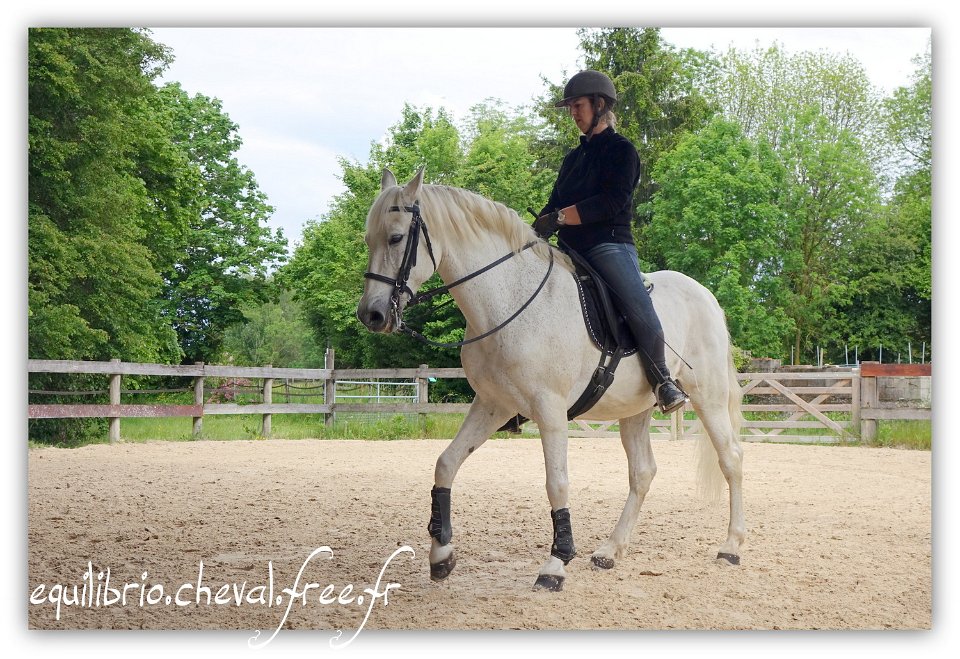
[707,44,882,162]
[778,107,881,361]
[29,29,287,367]
[703,42,888,362]
[460,101,556,213]
[28,28,182,363]
[368,104,463,185]
[825,45,931,360]
[823,186,930,360]
[880,43,931,309]
[156,82,288,364]
[883,45,931,176]
[649,117,793,356]
[221,290,324,367]
[28,28,185,445]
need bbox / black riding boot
[633,321,688,414]
[653,376,688,414]
[637,354,686,413]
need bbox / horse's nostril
[359,306,386,331]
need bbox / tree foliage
[683,41,917,361]
[707,44,882,159]
[882,45,932,175]
[775,106,882,359]
[824,45,932,359]
[156,83,288,364]
[649,118,793,355]
[221,290,325,368]
[29,28,181,362]
[28,28,287,369]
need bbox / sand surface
[27,437,931,633]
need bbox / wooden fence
[28,356,930,445]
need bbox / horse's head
[357,167,438,333]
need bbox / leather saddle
[568,249,644,358]
[498,246,652,433]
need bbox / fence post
[262,365,273,438]
[851,367,861,441]
[417,364,429,434]
[324,348,335,427]
[109,358,121,444]
[193,362,204,439]
[860,366,879,445]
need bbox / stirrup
[654,380,688,414]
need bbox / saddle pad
[572,271,639,357]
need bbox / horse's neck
[434,231,539,331]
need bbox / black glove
[532,211,562,239]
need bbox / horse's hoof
[533,574,565,592]
[430,554,457,581]
[716,552,740,565]
[590,555,615,570]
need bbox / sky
[148,25,932,252]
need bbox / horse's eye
[389,233,404,245]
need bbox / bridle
[362,202,437,318]
[362,201,554,348]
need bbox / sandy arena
[27,437,931,633]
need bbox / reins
[363,202,553,349]
[403,248,553,349]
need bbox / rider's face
[568,97,595,134]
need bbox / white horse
[357,167,744,591]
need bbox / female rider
[532,69,688,414]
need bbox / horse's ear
[402,166,425,202]
[381,168,397,191]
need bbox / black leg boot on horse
[427,486,457,581]
[534,507,577,591]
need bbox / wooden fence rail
[28,355,930,445]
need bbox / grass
[33,412,930,451]
[874,420,932,450]
[113,412,482,443]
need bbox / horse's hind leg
[428,395,514,581]
[590,409,656,570]
[691,385,746,565]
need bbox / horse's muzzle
[356,297,396,333]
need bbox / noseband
[363,201,552,348]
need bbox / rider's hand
[532,211,562,239]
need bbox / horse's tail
[695,339,743,503]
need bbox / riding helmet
[554,70,618,108]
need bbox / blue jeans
[581,242,670,384]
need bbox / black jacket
[542,127,641,253]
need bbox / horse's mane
[370,183,572,272]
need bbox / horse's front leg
[533,403,575,592]
[428,396,513,581]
